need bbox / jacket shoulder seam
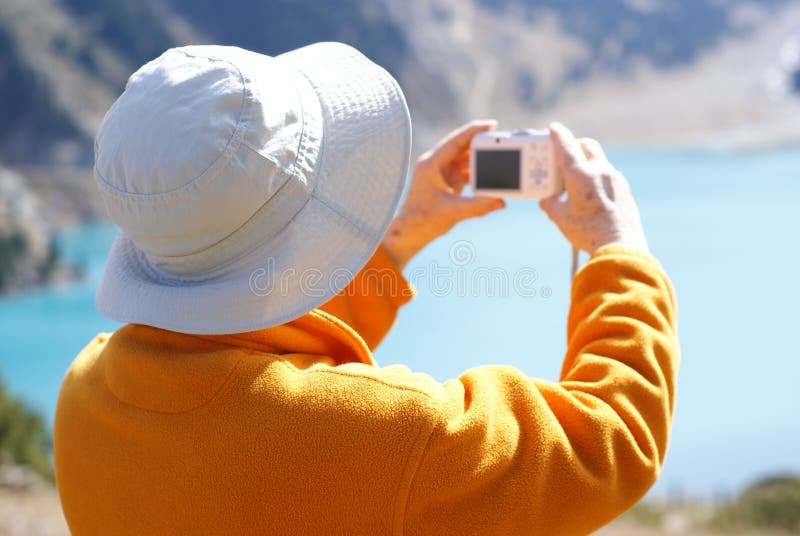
[288,365,439,399]
[392,403,438,536]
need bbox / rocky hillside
[3,0,797,163]
[1,0,800,290]
[0,165,79,293]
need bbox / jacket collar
[196,309,375,366]
[102,309,375,413]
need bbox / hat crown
[94,42,412,334]
[94,46,320,274]
[97,48,244,196]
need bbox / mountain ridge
[0,0,799,293]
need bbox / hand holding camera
[470,122,648,254]
[539,123,648,254]
[470,128,562,199]
[382,120,648,271]
[382,121,507,269]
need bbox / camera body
[470,129,562,199]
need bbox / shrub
[621,501,667,528]
[0,378,53,481]
[709,474,800,533]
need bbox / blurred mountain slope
[0,0,798,227]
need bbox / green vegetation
[0,230,27,291]
[709,475,800,534]
[0,378,53,481]
[618,476,800,534]
[621,501,668,528]
[0,227,63,294]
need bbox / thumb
[449,196,506,220]
[539,195,568,224]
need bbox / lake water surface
[1,148,798,497]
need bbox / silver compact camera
[470,129,563,199]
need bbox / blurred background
[1,0,799,534]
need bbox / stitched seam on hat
[158,68,316,267]
[232,61,317,210]
[136,181,315,285]
[153,62,315,264]
[159,64,326,276]
[289,64,324,197]
[139,173,303,283]
[239,140,298,179]
[94,50,251,201]
[280,66,323,213]
[136,74,318,280]
[292,56,409,244]
[312,191,380,242]
[155,152,295,262]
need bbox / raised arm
[404,247,677,535]
[381,120,507,270]
[403,124,679,535]
[317,245,413,350]
[321,121,507,349]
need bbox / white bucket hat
[94,43,411,334]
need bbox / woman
[54,43,678,535]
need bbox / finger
[550,122,586,172]
[442,163,470,191]
[579,138,606,161]
[601,173,615,201]
[551,123,602,199]
[449,195,505,220]
[434,120,498,164]
[451,150,470,168]
[539,195,568,224]
[449,169,469,195]
[600,168,630,202]
[448,156,470,178]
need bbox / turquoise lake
[1,148,798,498]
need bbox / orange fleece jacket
[54,244,679,535]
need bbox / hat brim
[96,43,411,334]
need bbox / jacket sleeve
[318,245,414,350]
[403,245,679,536]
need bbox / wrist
[590,230,649,255]
[381,215,430,270]
[380,235,413,271]
[382,208,452,270]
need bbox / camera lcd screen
[475,150,521,190]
